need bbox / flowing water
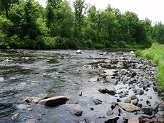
[0,49,161,123]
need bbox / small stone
[105,117,119,123]
[98,86,116,95]
[130,95,137,100]
[69,108,83,116]
[124,98,131,103]
[106,109,113,116]
[11,113,19,121]
[117,99,121,102]
[25,97,41,103]
[93,99,102,105]
[148,96,152,99]
[89,76,100,82]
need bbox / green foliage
[152,22,164,44]
[0,0,163,49]
[136,43,164,90]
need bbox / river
[0,49,163,123]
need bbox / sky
[36,0,164,24]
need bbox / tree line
[0,0,163,49]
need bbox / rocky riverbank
[0,50,163,123]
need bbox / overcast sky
[36,0,164,24]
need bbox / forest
[0,0,164,49]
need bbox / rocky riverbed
[0,49,163,123]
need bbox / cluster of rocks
[84,52,164,122]
[11,51,164,123]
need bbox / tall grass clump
[136,43,164,91]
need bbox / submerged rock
[93,99,102,105]
[105,117,119,123]
[69,108,83,116]
[11,113,19,121]
[16,104,32,111]
[25,97,42,103]
[39,96,68,107]
[89,76,100,82]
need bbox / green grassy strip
[136,43,164,91]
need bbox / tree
[0,0,19,18]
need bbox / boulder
[98,86,116,95]
[118,103,140,112]
[39,96,68,107]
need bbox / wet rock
[153,86,158,92]
[141,107,153,115]
[105,117,119,123]
[25,96,42,103]
[146,100,151,106]
[98,86,116,95]
[148,96,152,99]
[132,99,139,105]
[130,95,137,100]
[118,91,128,98]
[117,99,121,102]
[93,99,102,105]
[104,69,117,76]
[16,104,32,111]
[11,113,19,121]
[39,96,68,107]
[35,114,42,121]
[124,98,131,103]
[69,108,83,116]
[105,76,117,85]
[76,50,82,54]
[118,103,140,112]
[115,52,123,55]
[106,109,113,116]
[138,115,155,123]
[111,102,118,110]
[84,118,95,123]
[89,76,100,82]
[133,89,144,95]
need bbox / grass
[136,43,164,92]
